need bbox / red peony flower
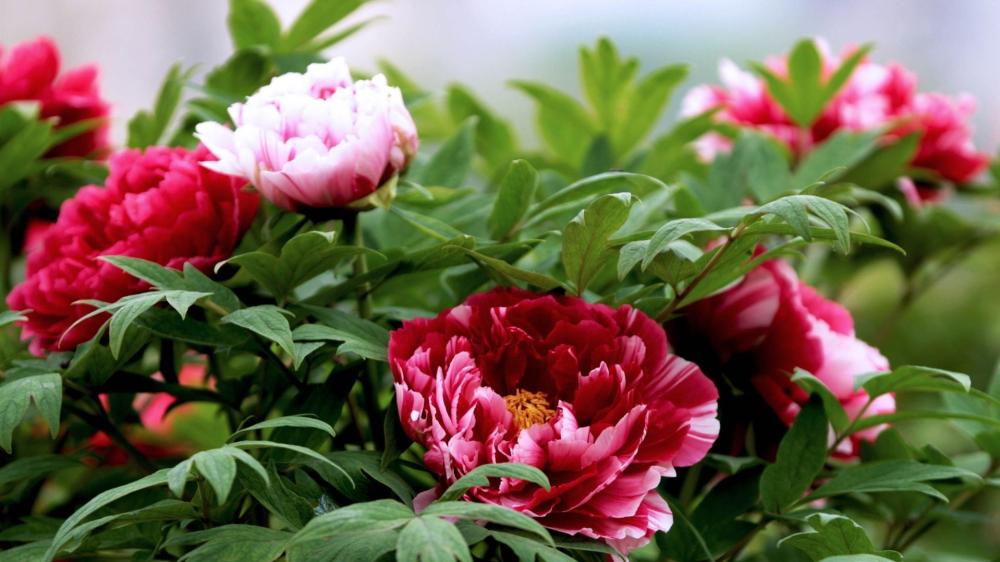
[6,145,259,354]
[682,41,988,197]
[669,258,893,459]
[0,36,110,158]
[389,288,720,551]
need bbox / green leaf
[562,193,635,294]
[511,80,595,166]
[0,541,51,562]
[166,525,291,562]
[807,460,982,502]
[779,513,902,562]
[222,305,296,358]
[423,502,553,544]
[792,369,850,433]
[791,131,879,187]
[859,365,971,399]
[44,469,171,561]
[413,117,477,188]
[321,450,414,504]
[760,398,828,512]
[616,64,688,155]
[0,118,53,194]
[286,500,413,562]
[490,531,577,562]
[390,206,467,242]
[282,0,365,51]
[580,38,635,132]
[450,246,564,291]
[193,448,238,503]
[446,85,517,172]
[100,256,184,289]
[819,556,899,562]
[752,194,856,253]
[438,463,551,503]
[642,218,728,269]
[231,415,336,441]
[0,309,28,328]
[0,374,61,453]
[397,516,473,562]
[489,160,539,240]
[294,306,390,361]
[228,0,282,49]
[231,440,351,484]
[840,132,920,188]
[127,63,192,148]
[0,454,80,488]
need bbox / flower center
[503,389,556,430]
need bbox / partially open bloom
[89,363,208,465]
[682,42,988,195]
[0,36,110,158]
[390,288,719,551]
[195,58,418,211]
[669,258,893,458]
[6,146,259,354]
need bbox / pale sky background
[3,0,998,153]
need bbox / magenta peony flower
[389,288,720,551]
[6,146,259,354]
[0,36,110,158]
[195,58,418,211]
[670,258,893,459]
[682,42,988,194]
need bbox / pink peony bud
[195,58,418,212]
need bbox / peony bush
[0,3,998,562]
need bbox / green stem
[198,478,213,526]
[655,222,748,324]
[344,212,385,449]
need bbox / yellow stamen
[503,389,556,430]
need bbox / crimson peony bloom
[6,146,259,354]
[0,36,110,158]
[682,42,988,196]
[669,258,893,459]
[389,288,720,551]
[195,58,418,212]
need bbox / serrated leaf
[0,374,62,452]
[760,398,828,512]
[562,193,635,294]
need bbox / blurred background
[3,0,1000,151]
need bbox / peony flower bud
[195,58,418,212]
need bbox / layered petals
[196,58,418,211]
[673,259,892,458]
[0,36,110,158]
[389,288,719,551]
[6,146,259,354]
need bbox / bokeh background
[3,2,999,558]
